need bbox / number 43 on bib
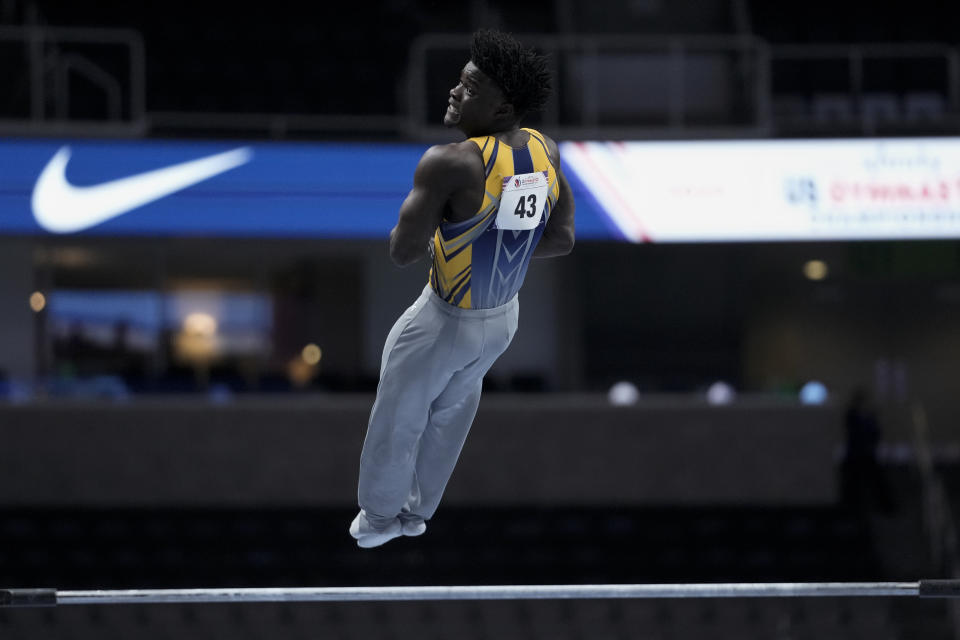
[496,171,550,231]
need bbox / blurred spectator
[840,387,895,513]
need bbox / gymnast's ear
[495,101,516,122]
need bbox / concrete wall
[0,396,840,507]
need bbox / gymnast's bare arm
[389,143,482,266]
[533,134,575,258]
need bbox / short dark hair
[470,29,551,119]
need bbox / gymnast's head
[443,29,552,137]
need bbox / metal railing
[769,43,960,135]
[145,111,404,139]
[771,43,960,109]
[405,32,772,141]
[405,35,960,141]
[0,24,146,137]
[913,403,960,639]
[0,24,958,140]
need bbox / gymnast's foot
[399,511,427,537]
[350,510,402,548]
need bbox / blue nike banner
[0,139,614,238]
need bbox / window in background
[46,288,273,394]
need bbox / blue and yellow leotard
[429,128,560,309]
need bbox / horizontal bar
[921,580,960,598]
[412,32,767,52]
[0,25,143,46]
[147,111,403,132]
[770,42,957,58]
[0,118,147,138]
[0,589,57,607]
[4,582,948,607]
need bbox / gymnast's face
[444,61,511,137]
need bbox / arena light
[799,381,829,405]
[803,260,829,281]
[607,381,639,406]
[706,381,736,405]
[28,291,46,312]
[301,343,322,366]
[183,312,217,337]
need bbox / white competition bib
[495,171,549,231]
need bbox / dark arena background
[2,0,960,638]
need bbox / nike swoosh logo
[31,145,253,233]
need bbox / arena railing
[405,32,774,141]
[769,43,960,135]
[1,25,958,141]
[406,35,960,141]
[0,24,145,137]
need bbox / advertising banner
[0,139,612,238]
[562,137,960,242]
[2,137,958,241]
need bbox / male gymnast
[351,29,576,548]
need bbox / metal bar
[150,111,403,130]
[582,42,599,129]
[0,25,143,45]
[544,46,561,131]
[404,34,430,136]
[129,32,146,124]
[410,32,763,53]
[148,111,402,135]
[408,32,768,139]
[27,25,43,121]
[5,582,953,607]
[850,45,864,134]
[948,49,960,111]
[1,24,143,127]
[755,41,773,133]
[770,42,959,59]
[669,39,685,129]
[0,118,146,137]
[60,54,124,121]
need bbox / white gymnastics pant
[358,285,519,525]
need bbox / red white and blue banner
[561,137,960,242]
